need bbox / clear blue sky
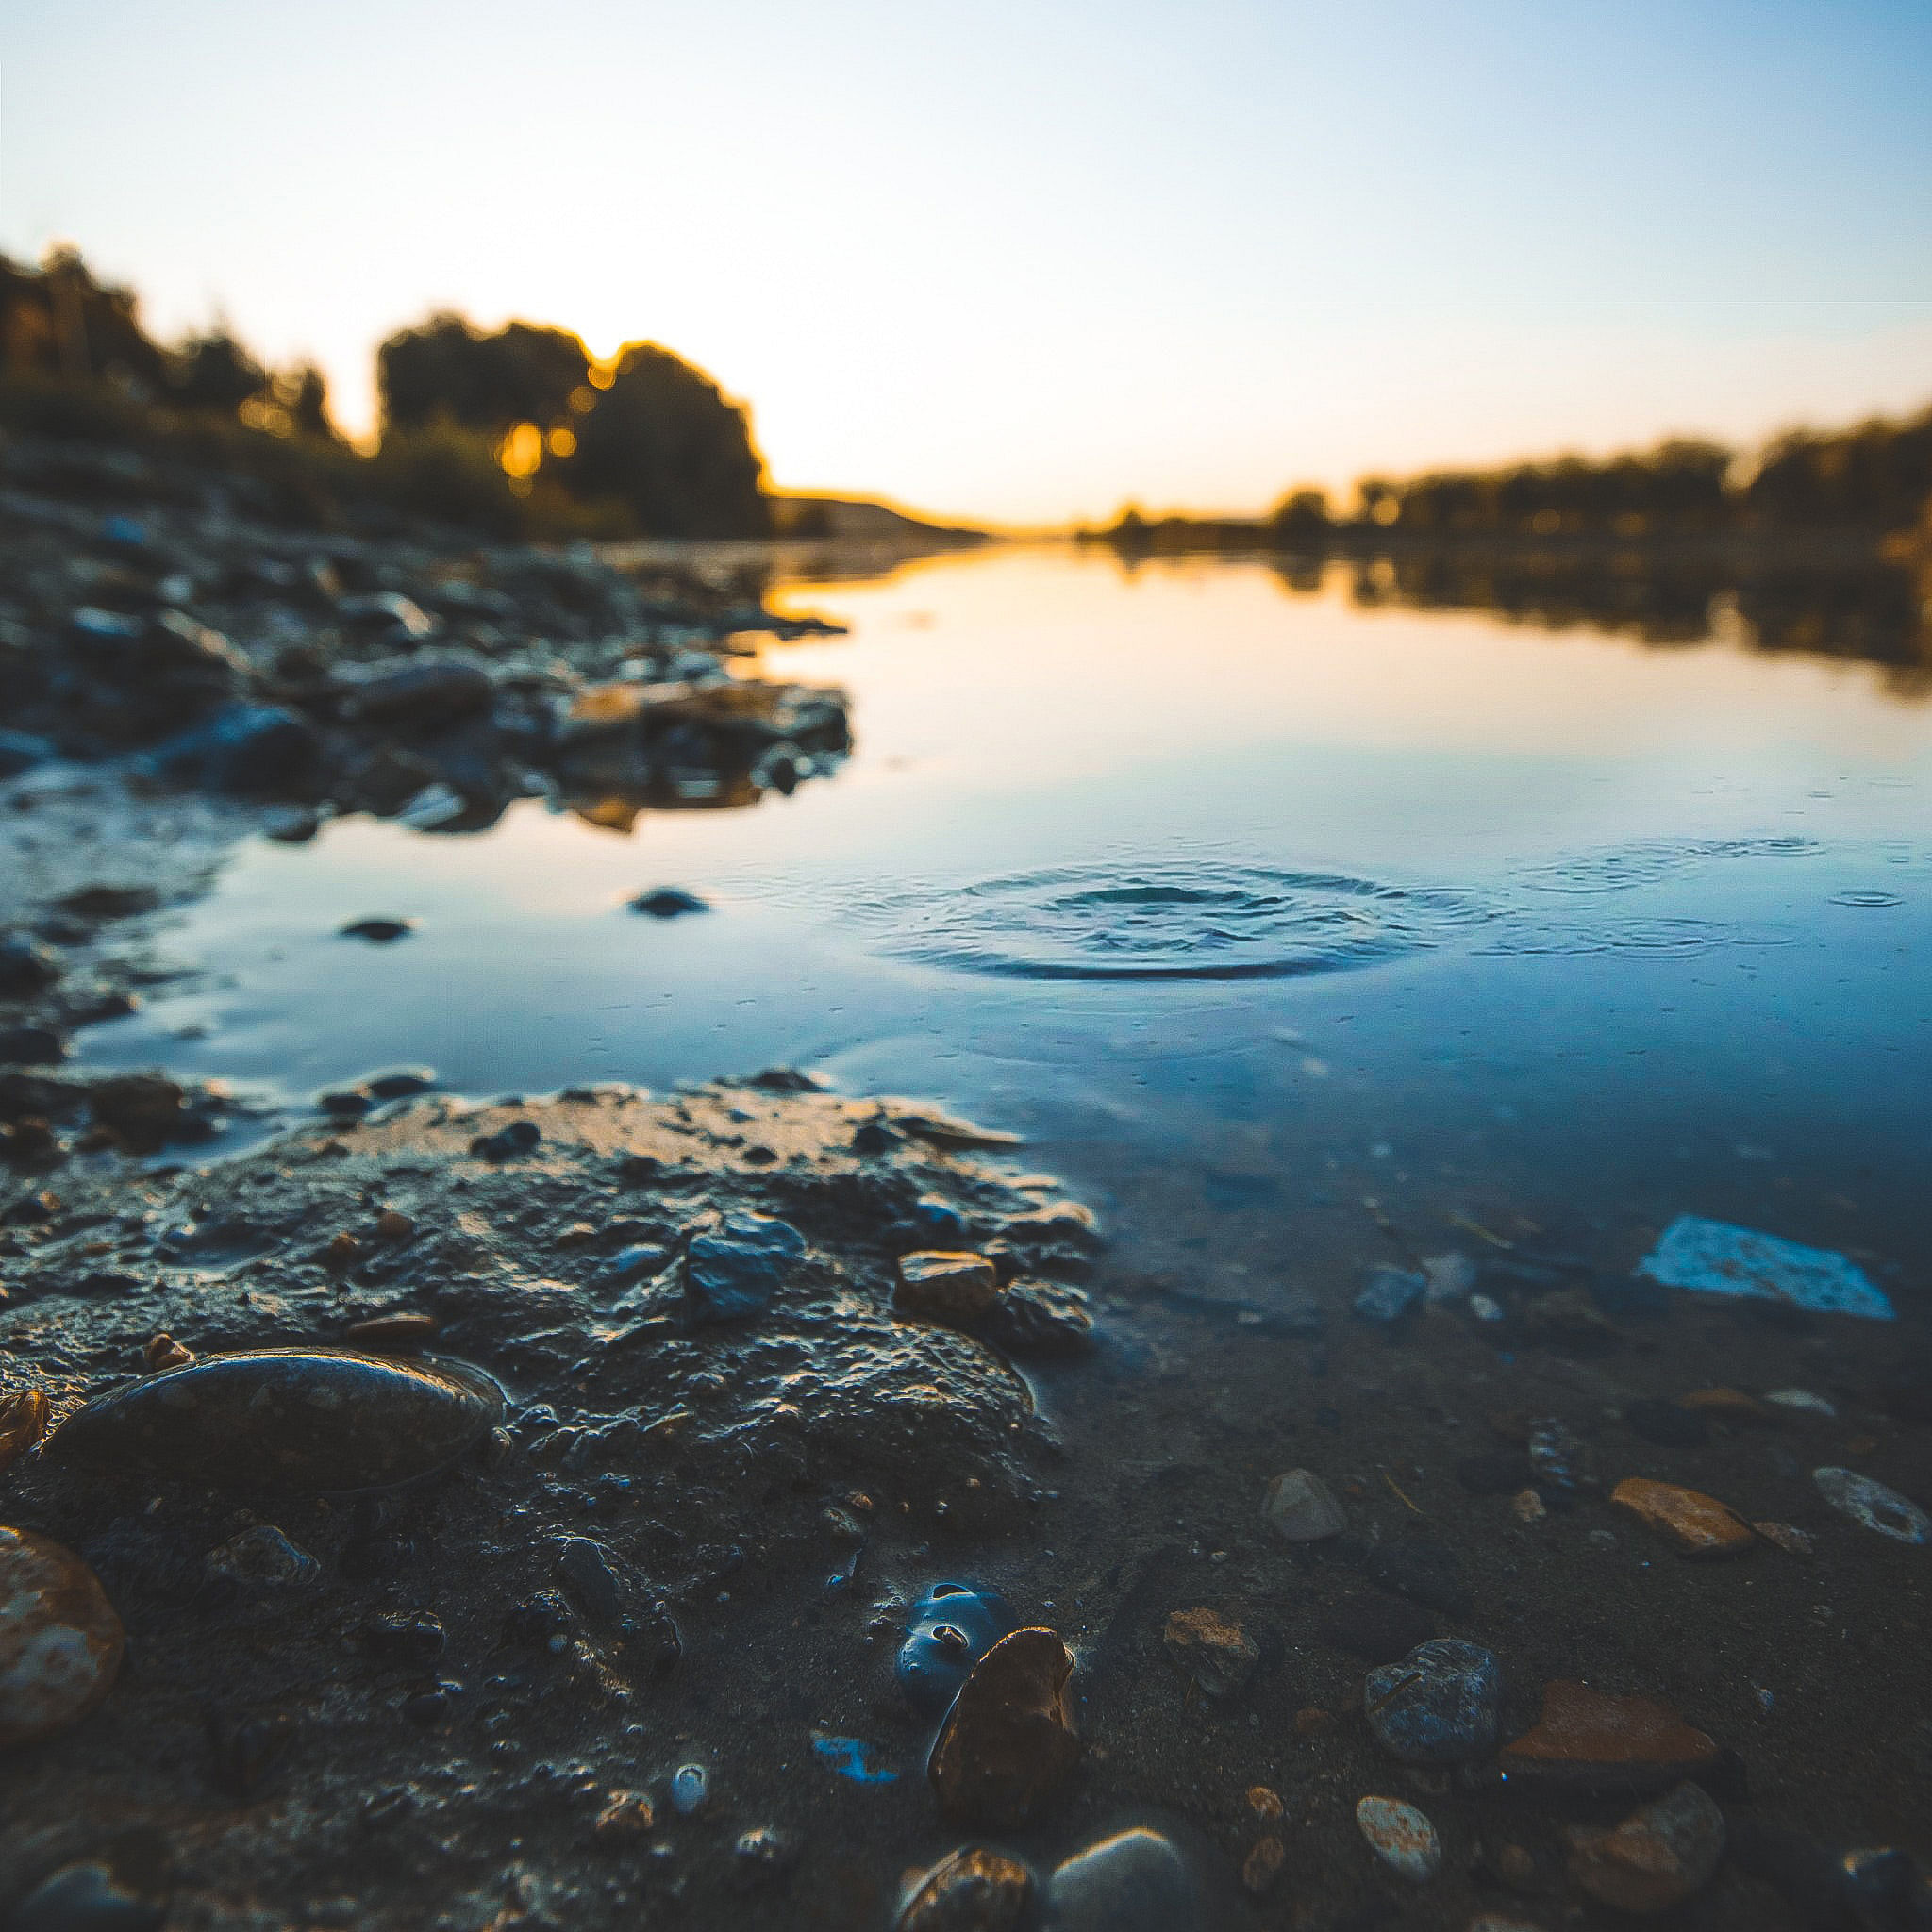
[4,0,1928,523]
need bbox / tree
[378,314,591,439]
[1269,487,1331,543]
[171,329,267,414]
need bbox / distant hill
[769,493,986,546]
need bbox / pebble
[1363,1639,1501,1765]
[0,1024,68,1064]
[1354,1267,1424,1324]
[1422,1251,1476,1303]
[0,1388,50,1475]
[1162,1607,1259,1698]
[1241,1836,1286,1897]
[1045,1828,1196,1932]
[1812,1467,1931,1544]
[8,1831,170,1932]
[592,1791,656,1844]
[1511,1489,1546,1524]
[1566,1780,1725,1913]
[1610,1477,1757,1558]
[1499,1680,1717,1790]
[0,1526,125,1746]
[629,887,709,917]
[1763,1388,1836,1417]
[895,1845,1033,1931]
[1525,1418,1585,1494]
[204,1525,321,1599]
[1469,1293,1506,1323]
[1751,1520,1814,1557]
[46,1348,505,1492]
[470,1119,541,1161]
[1263,1468,1348,1541]
[732,1825,804,1886]
[928,1628,1080,1828]
[896,1251,1002,1324]
[1677,1385,1774,1423]
[143,1334,192,1373]
[978,1280,1095,1357]
[339,916,416,942]
[1355,1794,1442,1882]
[557,1536,630,1626]
[1316,1585,1434,1664]
[0,934,61,996]
[683,1210,807,1322]
[670,1762,708,1815]
[898,1582,1019,1714]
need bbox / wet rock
[47,1348,505,1492]
[896,1845,1033,1932]
[1499,1681,1718,1792]
[8,1831,170,1932]
[979,1279,1094,1357]
[338,658,493,729]
[0,934,61,997]
[929,1628,1080,1828]
[591,1790,657,1845]
[1362,1536,1473,1616]
[140,704,320,794]
[1812,1467,1930,1544]
[670,1762,708,1816]
[0,1388,50,1475]
[1611,1478,1757,1558]
[897,1582,1019,1715]
[1045,1828,1195,1932]
[1317,1585,1435,1664]
[897,1251,1002,1324]
[629,887,709,918]
[1356,1795,1442,1882]
[1761,1388,1836,1418]
[1354,1266,1424,1324]
[1565,1781,1725,1914]
[340,916,416,943]
[1163,1607,1259,1697]
[0,1024,68,1066]
[556,1536,629,1627]
[1751,1520,1814,1557]
[363,1609,444,1668]
[1423,1251,1476,1304]
[203,1524,322,1600]
[1264,1467,1348,1541]
[877,1102,1023,1151]
[0,1526,125,1746]
[732,1825,804,1888]
[684,1209,807,1323]
[1364,1639,1501,1765]
[1525,1418,1586,1495]
[470,1118,540,1160]
[88,1074,189,1154]
[1511,1489,1547,1524]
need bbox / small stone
[375,1208,416,1241]
[1812,1467,1930,1544]
[1611,1477,1757,1558]
[1469,1293,1506,1323]
[896,1251,1001,1324]
[204,1525,321,1598]
[1046,1828,1196,1932]
[592,1790,657,1845]
[896,1845,1033,1931]
[0,1526,125,1745]
[1566,1780,1725,1914]
[1162,1607,1259,1697]
[1317,1585,1435,1664]
[0,1024,68,1065]
[0,934,61,997]
[1751,1521,1814,1557]
[363,1609,444,1667]
[343,1310,439,1351]
[1525,1418,1586,1494]
[325,1231,362,1272]
[1355,1267,1424,1324]
[1263,1468,1348,1541]
[929,1628,1080,1828]
[1364,1639,1501,1765]
[629,888,709,918]
[89,1074,188,1154]
[670,1762,708,1815]
[1499,1681,1718,1791]
[1242,1836,1287,1897]
[143,1333,192,1373]
[8,1831,170,1932]
[1761,1388,1835,1418]
[0,1389,50,1474]
[1422,1252,1476,1303]
[684,1210,807,1323]
[1676,1386,1774,1423]
[1248,1784,1286,1820]
[733,1825,804,1886]
[978,1279,1094,1357]
[471,1119,541,1161]
[1356,1794,1442,1882]
[898,1583,1020,1713]
[1511,1489,1547,1524]
[340,917,416,942]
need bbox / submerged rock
[897,1845,1033,1932]
[1354,1266,1424,1324]
[1499,1681,1718,1791]
[0,1526,125,1747]
[1566,1781,1726,1914]
[1812,1467,1931,1544]
[1611,1477,1757,1558]
[629,887,709,918]
[46,1349,505,1492]
[1364,1639,1501,1765]
[1263,1468,1348,1541]
[897,1251,1002,1324]
[929,1628,1080,1828]
[897,1582,1020,1715]
[1045,1828,1196,1932]
[1163,1607,1259,1698]
[684,1210,807,1323]
[979,1279,1095,1357]
[1356,1795,1442,1883]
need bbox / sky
[4,0,1930,525]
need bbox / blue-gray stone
[1364,1638,1501,1764]
[684,1211,806,1323]
[1354,1267,1424,1324]
[139,705,321,796]
[1046,1828,1198,1932]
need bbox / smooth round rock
[1364,1638,1501,1765]
[46,1349,505,1492]
[1046,1827,1197,1932]
[1263,1468,1348,1541]
[0,1526,125,1747]
[897,1845,1034,1931]
[1812,1467,1931,1545]
[1566,1780,1725,1913]
[1357,1795,1442,1882]
[897,1582,1019,1714]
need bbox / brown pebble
[1566,1780,1725,1913]
[1511,1488,1547,1524]
[895,1845,1033,1930]
[1676,1386,1774,1423]
[1162,1607,1259,1697]
[325,1231,362,1272]
[1294,1706,1335,1736]
[1247,1784,1285,1821]
[0,1390,50,1475]
[375,1208,415,1242]
[343,1311,439,1351]
[1500,1680,1717,1789]
[929,1628,1080,1828]
[1611,1477,1756,1558]
[1241,1836,1286,1897]
[143,1334,193,1374]
[0,1526,125,1746]
[1752,1520,1814,1557]
[592,1790,656,1843]
[896,1251,1002,1324]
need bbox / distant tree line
[0,248,772,539]
[1093,412,1932,553]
